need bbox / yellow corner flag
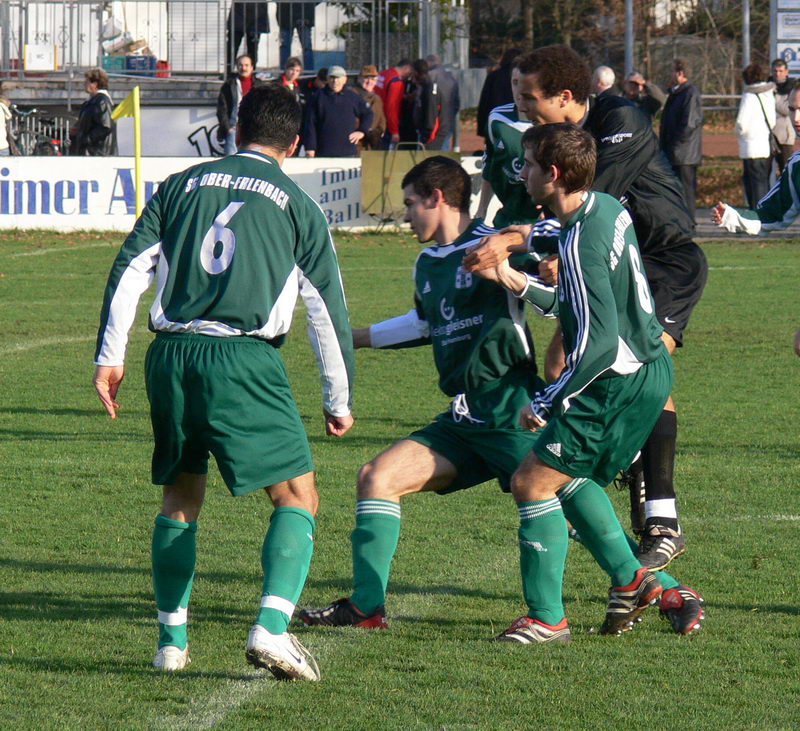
[112,86,144,216]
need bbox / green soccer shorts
[145,333,314,496]
[533,349,674,486]
[408,412,540,494]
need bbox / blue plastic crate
[124,55,157,76]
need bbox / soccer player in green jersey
[477,122,676,643]
[299,156,559,629]
[93,85,355,680]
[476,57,541,228]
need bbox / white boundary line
[5,242,118,258]
[0,334,97,357]
[683,514,800,522]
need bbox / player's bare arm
[538,254,559,285]
[711,201,726,224]
[93,364,125,419]
[461,224,531,272]
[472,255,527,295]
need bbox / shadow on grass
[305,576,520,603]
[0,407,104,417]
[0,428,149,442]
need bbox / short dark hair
[236,54,253,65]
[412,58,429,79]
[517,46,591,104]
[238,85,302,152]
[401,156,471,212]
[316,67,328,81]
[772,58,788,70]
[85,67,109,90]
[743,62,765,85]
[673,57,691,77]
[521,123,596,195]
[285,56,302,70]
[397,58,412,68]
[500,48,524,67]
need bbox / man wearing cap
[304,66,373,157]
[355,65,386,150]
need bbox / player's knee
[356,460,395,500]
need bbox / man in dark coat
[623,71,667,120]
[74,67,117,156]
[304,66,373,157]
[278,1,319,71]
[477,48,522,140]
[426,54,460,150]
[660,58,703,221]
[227,1,270,70]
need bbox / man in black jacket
[660,58,703,221]
[464,45,708,581]
[477,48,522,141]
[74,67,117,156]
[304,66,373,157]
[217,55,265,156]
[623,71,666,121]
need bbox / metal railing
[0,0,468,78]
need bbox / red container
[156,60,171,78]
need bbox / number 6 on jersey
[200,202,245,274]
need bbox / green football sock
[350,499,401,614]
[152,514,197,650]
[557,479,641,587]
[625,534,679,591]
[518,498,568,625]
[255,506,316,635]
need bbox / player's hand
[519,404,547,431]
[539,254,559,285]
[306,150,316,158]
[711,201,727,225]
[462,230,525,272]
[93,365,125,419]
[324,410,354,437]
[349,131,365,144]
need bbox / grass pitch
[1,230,799,729]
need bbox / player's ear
[559,89,574,106]
[430,188,446,208]
[547,164,560,184]
[286,134,300,158]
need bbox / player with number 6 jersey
[93,85,354,681]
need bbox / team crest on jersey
[439,297,455,321]
[511,157,524,176]
[455,266,472,289]
[422,281,432,294]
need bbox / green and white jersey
[95,150,354,415]
[369,219,541,425]
[482,103,539,227]
[526,192,665,421]
[719,151,800,234]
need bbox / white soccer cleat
[245,625,321,681]
[153,645,191,671]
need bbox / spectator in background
[304,65,373,157]
[769,58,795,172]
[660,58,703,220]
[277,56,304,106]
[411,59,440,147]
[278,1,318,71]
[227,1,269,70]
[591,65,620,99]
[73,68,117,156]
[217,55,264,156]
[623,70,666,120]
[736,62,776,209]
[426,54,460,150]
[0,95,11,156]
[477,48,522,140]
[354,64,385,150]
[376,58,413,147]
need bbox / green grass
[1,230,799,729]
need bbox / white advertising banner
[0,156,371,232]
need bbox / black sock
[642,410,679,531]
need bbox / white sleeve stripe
[95,242,160,365]
[298,271,351,416]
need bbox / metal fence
[0,0,468,78]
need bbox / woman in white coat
[736,62,776,208]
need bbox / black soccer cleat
[299,598,388,629]
[660,585,705,635]
[636,524,686,570]
[600,567,663,635]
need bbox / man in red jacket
[376,59,413,147]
